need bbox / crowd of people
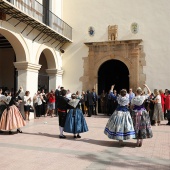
[0,86,98,137]
[0,84,169,147]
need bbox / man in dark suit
[92,88,98,115]
[86,90,94,117]
[55,86,64,116]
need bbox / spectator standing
[165,90,170,125]
[23,91,31,121]
[129,88,135,103]
[152,89,164,126]
[91,88,98,115]
[100,90,107,114]
[159,89,166,119]
[46,90,55,117]
[33,91,43,118]
[86,90,94,117]
[41,89,47,116]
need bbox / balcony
[0,0,72,43]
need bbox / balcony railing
[6,0,72,41]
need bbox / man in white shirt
[129,88,135,103]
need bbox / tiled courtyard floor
[0,114,170,170]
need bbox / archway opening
[38,52,49,92]
[98,59,129,95]
[0,33,17,94]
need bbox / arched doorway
[0,33,17,93]
[38,52,49,92]
[98,59,129,95]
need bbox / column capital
[46,69,64,76]
[14,62,41,72]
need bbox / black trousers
[93,101,97,115]
[36,105,42,117]
[58,111,67,127]
[88,105,93,117]
[81,104,85,115]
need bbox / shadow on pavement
[78,138,137,148]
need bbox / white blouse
[155,95,161,104]
[24,96,31,105]
[131,95,149,106]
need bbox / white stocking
[59,126,63,136]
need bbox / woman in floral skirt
[131,84,153,147]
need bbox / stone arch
[0,21,29,62]
[36,44,58,69]
[83,40,144,91]
[96,57,131,94]
[94,55,131,77]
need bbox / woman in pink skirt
[0,87,26,134]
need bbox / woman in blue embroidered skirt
[64,94,88,138]
[131,84,153,147]
[104,85,135,146]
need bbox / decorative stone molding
[83,39,145,91]
[46,69,64,76]
[13,62,41,72]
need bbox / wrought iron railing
[6,0,72,40]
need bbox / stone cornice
[13,62,41,72]
[84,39,142,46]
[46,69,64,76]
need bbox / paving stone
[0,115,170,170]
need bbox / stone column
[46,69,64,91]
[13,61,41,119]
[14,62,41,95]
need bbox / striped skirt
[104,110,135,140]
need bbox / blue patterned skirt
[104,110,136,140]
[64,108,88,134]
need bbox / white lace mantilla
[131,95,149,106]
[68,99,80,108]
[117,96,129,106]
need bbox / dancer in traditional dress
[0,87,26,134]
[104,85,135,146]
[64,93,88,138]
[131,84,153,147]
[57,89,70,138]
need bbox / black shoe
[9,131,12,135]
[59,135,66,139]
[17,129,23,133]
[87,115,91,117]
[77,135,81,138]
[166,123,170,125]
[74,135,77,138]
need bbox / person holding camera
[24,91,31,121]
[33,91,43,118]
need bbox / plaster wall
[62,0,170,92]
